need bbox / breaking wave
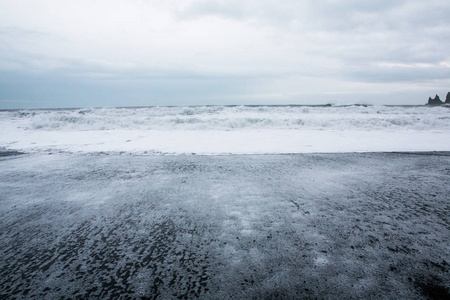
[2,105,450,131]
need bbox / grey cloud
[0,26,59,40]
[178,0,450,40]
[178,0,408,29]
[1,1,449,108]
[0,69,269,109]
[0,47,285,82]
[178,0,450,72]
[345,63,450,83]
[0,26,64,53]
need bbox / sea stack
[445,92,450,104]
[427,94,443,105]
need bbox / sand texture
[0,153,449,299]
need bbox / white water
[1,105,449,154]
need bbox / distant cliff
[427,95,443,105]
[426,93,450,105]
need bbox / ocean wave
[1,105,449,131]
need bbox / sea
[1,104,449,154]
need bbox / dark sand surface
[0,153,449,299]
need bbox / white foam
[3,105,450,131]
[1,105,449,154]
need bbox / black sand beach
[0,152,449,299]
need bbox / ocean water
[1,105,449,154]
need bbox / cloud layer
[0,0,449,108]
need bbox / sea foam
[1,105,449,154]
[2,105,449,131]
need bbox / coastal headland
[427,92,450,105]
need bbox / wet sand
[0,152,449,299]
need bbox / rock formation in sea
[445,92,450,104]
[427,94,444,105]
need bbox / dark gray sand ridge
[0,153,449,299]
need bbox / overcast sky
[1,0,450,108]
